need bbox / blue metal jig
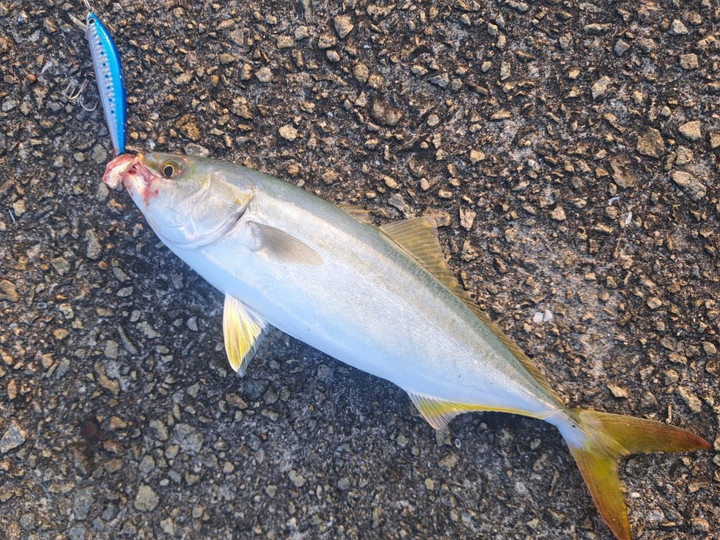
[84,3,127,155]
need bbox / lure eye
[161,161,181,179]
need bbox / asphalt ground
[1,1,718,539]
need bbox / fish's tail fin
[557,409,709,540]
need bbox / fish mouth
[103,153,155,204]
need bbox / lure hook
[63,79,88,101]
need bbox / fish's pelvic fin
[408,392,525,430]
[223,295,268,376]
[561,409,710,540]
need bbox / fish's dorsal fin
[380,217,461,292]
[381,217,562,404]
[223,294,268,376]
[338,204,374,225]
[250,222,323,266]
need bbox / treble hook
[63,79,88,101]
[83,0,93,11]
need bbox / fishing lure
[83,2,127,155]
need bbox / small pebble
[333,15,354,39]
[0,279,19,302]
[370,99,402,127]
[679,53,699,70]
[0,421,27,454]
[671,171,706,201]
[255,66,273,83]
[668,19,689,35]
[317,33,336,49]
[636,128,664,159]
[591,76,612,99]
[279,124,299,141]
[469,149,485,164]
[679,120,702,141]
[134,485,160,512]
[614,39,630,55]
[550,206,566,221]
[439,452,459,470]
[277,35,294,49]
[676,386,703,413]
[607,384,629,398]
[85,230,102,260]
[288,469,306,488]
[353,63,369,83]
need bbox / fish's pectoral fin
[249,222,323,266]
[223,294,268,376]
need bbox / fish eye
[161,161,181,179]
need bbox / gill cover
[139,153,252,249]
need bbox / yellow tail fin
[560,409,710,540]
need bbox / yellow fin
[338,204,374,225]
[380,217,461,291]
[382,217,561,403]
[223,295,268,376]
[250,222,323,266]
[408,392,467,430]
[564,409,710,540]
[408,392,526,430]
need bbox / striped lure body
[86,12,126,155]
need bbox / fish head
[104,153,253,249]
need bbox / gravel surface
[1,1,719,539]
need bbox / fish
[103,152,710,540]
[85,7,126,155]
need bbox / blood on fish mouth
[103,154,158,207]
[103,153,136,188]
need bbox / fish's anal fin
[380,217,461,292]
[408,392,526,430]
[250,222,323,266]
[382,218,562,404]
[223,294,268,376]
[408,392,466,430]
